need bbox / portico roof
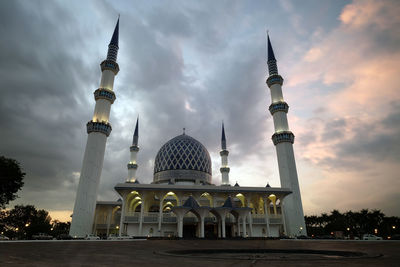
[114,182,292,198]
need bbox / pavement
[1,239,399,266]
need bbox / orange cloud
[287,0,400,216]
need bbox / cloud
[289,0,400,216]
[1,0,399,221]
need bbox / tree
[0,156,25,208]
[1,205,52,239]
[52,220,71,237]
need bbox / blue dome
[153,134,212,184]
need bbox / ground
[1,239,399,266]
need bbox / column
[177,215,183,238]
[106,207,112,237]
[200,217,205,238]
[221,218,226,238]
[158,197,163,236]
[248,211,253,237]
[218,220,221,238]
[139,198,145,236]
[264,199,270,237]
[242,216,247,238]
[237,216,240,237]
[245,196,253,237]
[119,198,125,236]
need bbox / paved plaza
[1,239,399,266]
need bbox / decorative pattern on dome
[154,134,212,175]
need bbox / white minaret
[266,34,307,237]
[220,123,230,186]
[127,117,139,182]
[69,18,120,238]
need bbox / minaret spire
[221,122,227,150]
[267,34,276,61]
[107,17,120,62]
[109,17,119,47]
[132,116,139,146]
[267,33,278,76]
[70,18,121,238]
[128,116,140,183]
[265,33,306,237]
[220,122,230,186]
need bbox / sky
[1,0,399,222]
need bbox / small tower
[266,34,307,237]
[69,18,120,238]
[127,117,139,182]
[220,123,230,186]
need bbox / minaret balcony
[272,131,295,145]
[100,59,120,75]
[127,163,138,169]
[266,74,284,88]
[94,88,116,104]
[269,101,289,115]
[86,120,112,136]
[130,145,139,152]
[220,167,230,173]
[220,150,229,156]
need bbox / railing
[122,212,283,225]
[162,216,177,223]
[95,224,118,229]
[124,216,139,223]
[268,214,282,224]
[144,216,158,223]
[247,214,283,224]
[252,218,266,224]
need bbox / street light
[25,223,30,227]
[346,227,350,231]
[393,226,396,229]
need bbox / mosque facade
[70,19,307,239]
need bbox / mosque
[69,18,307,239]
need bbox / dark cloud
[0,1,100,208]
[321,118,347,140]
